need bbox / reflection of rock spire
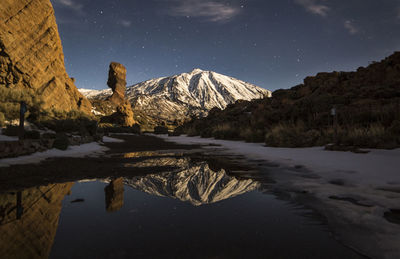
[0,183,73,259]
[125,159,259,206]
[105,178,125,212]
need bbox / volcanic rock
[107,62,127,106]
[100,62,136,126]
[0,0,91,113]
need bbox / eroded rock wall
[0,0,91,113]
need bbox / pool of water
[0,155,361,258]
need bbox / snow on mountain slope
[80,69,271,125]
[79,88,112,99]
[126,68,271,110]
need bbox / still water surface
[0,154,361,258]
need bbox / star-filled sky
[51,0,400,91]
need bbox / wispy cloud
[53,0,84,13]
[344,20,359,35]
[119,20,132,28]
[166,0,240,23]
[294,0,330,17]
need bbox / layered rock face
[107,62,127,105]
[0,0,91,113]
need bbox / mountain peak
[80,69,272,128]
[190,68,204,74]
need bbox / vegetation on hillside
[177,52,400,149]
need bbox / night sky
[51,0,400,91]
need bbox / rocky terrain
[81,69,271,129]
[98,62,136,127]
[124,157,259,206]
[0,0,91,115]
[179,52,400,148]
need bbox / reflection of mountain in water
[125,158,259,206]
[0,183,73,258]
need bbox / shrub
[265,122,322,147]
[239,127,265,143]
[3,125,19,137]
[53,133,69,150]
[25,130,41,139]
[0,112,5,127]
[212,123,239,140]
[99,123,141,134]
[42,132,57,139]
[154,125,169,134]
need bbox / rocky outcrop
[0,0,91,113]
[100,62,136,126]
[0,183,73,259]
[177,52,400,148]
[107,62,127,106]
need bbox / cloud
[166,0,240,23]
[53,0,84,12]
[294,0,330,17]
[119,20,132,28]
[344,20,359,35]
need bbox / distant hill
[80,69,271,129]
[178,52,400,149]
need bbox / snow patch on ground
[156,134,400,258]
[0,134,18,142]
[102,136,125,143]
[157,135,400,185]
[0,142,108,167]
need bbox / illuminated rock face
[0,183,73,259]
[107,62,127,106]
[0,0,91,113]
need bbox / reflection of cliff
[0,183,73,259]
[125,158,259,206]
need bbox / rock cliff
[0,0,91,113]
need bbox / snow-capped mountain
[80,69,271,127]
